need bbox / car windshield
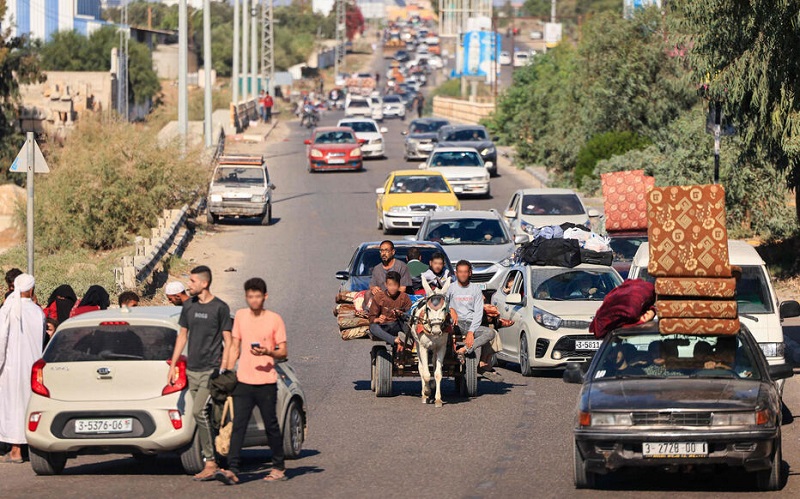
[533,269,622,301]
[315,131,357,144]
[349,100,369,108]
[44,325,177,362]
[592,332,762,380]
[341,122,378,133]
[353,246,449,276]
[636,265,773,314]
[425,218,509,245]
[443,129,487,141]
[390,175,451,194]
[213,167,265,185]
[384,96,402,103]
[411,121,447,133]
[429,151,482,167]
[609,235,648,262]
[521,194,585,216]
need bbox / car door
[493,269,524,358]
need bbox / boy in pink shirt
[216,278,287,485]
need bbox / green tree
[39,31,89,71]
[574,131,651,187]
[678,0,800,223]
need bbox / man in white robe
[0,274,44,463]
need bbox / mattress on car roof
[601,170,655,232]
[647,184,731,278]
[659,318,740,336]
[656,300,738,319]
[654,277,737,298]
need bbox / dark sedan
[402,118,450,160]
[335,240,453,293]
[436,125,498,176]
[565,323,792,491]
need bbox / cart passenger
[421,252,452,291]
[370,240,412,295]
[369,271,412,350]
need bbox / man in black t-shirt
[168,265,233,481]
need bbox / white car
[382,94,407,119]
[370,95,385,121]
[427,55,444,69]
[337,118,388,158]
[503,188,599,236]
[628,240,800,367]
[499,51,512,66]
[513,51,531,67]
[491,263,623,373]
[420,147,491,196]
[344,96,373,118]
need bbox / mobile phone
[251,342,260,348]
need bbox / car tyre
[464,354,478,397]
[374,347,393,397]
[370,345,381,391]
[756,436,783,491]
[573,441,597,489]
[282,399,305,460]
[179,430,204,475]
[206,211,218,225]
[260,204,272,226]
[520,333,534,377]
[29,447,67,475]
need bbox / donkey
[412,278,452,408]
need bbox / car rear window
[44,325,177,362]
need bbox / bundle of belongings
[334,290,372,340]
[589,184,738,338]
[646,184,739,335]
[601,170,655,232]
[517,223,613,268]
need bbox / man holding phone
[216,277,288,485]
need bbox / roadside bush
[574,131,651,187]
[26,115,206,252]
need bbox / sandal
[193,463,219,481]
[214,469,239,486]
[0,454,23,464]
[264,470,288,482]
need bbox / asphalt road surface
[4,110,800,499]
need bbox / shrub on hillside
[28,115,206,252]
[574,131,651,187]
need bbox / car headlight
[251,195,266,203]
[350,148,362,157]
[389,206,410,213]
[480,147,495,156]
[585,412,633,427]
[209,194,222,203]
[310,149,323,158]
[499,256,515,267]
[533,307,562,330]
[759,342,785,358]
[371,138,382,144]
[711,411,757,426]
[436,206,456,211]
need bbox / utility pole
[262,0,275,96]
[335,0,345,78]
[251,0,258,96]
[203,0,212,147]
[551,0,556,23]
[26,133,34,274]
[117,0,129,120]
[232,0,240,104]
[178,0,188,148]
[242,0,249,100]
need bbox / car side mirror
[380,127,389,134]
[503,209,516,219]
[404,235,417,241]
[588,208,601,218]
[401,130,408,135]
[268,183,276,190]
[375,187,386,195]
[513,234,530,245]
[304,139,311,145]
[505,293,523,306]
[779,300,800,320]
[418,163,428,169]
[768,363,793,380]
[563,362,584,384]
[335,270,350,281]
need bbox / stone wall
[432,96,495,125]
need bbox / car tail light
[162,356,187,396]
[579,411,591,427]
[28,412,42,432]
[100,321,130,326]
[756,409,771,426]
[168,410,183,430]
[31,359,50,397]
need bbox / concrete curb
[523,166,549,187]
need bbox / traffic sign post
[9,132,50,275]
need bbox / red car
[305,127,365,172]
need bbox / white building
[3,0,110,41]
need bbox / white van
[628,240,800,366]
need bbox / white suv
[627,240,800,366]
[25,307,307,475]
[492,264,623,373]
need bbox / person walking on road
[215,277,287,485]
[0,274,44,463]
[447,260,503,381]
[165,281,190,306]
[416,94,425,118]
[167,266,233,481]
[262,92,274,123]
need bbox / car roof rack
[218,154,264,166]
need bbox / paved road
[3,109,800,498]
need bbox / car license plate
[412,216,425,223]
[328,159,345,164]
[75,418,133,434]
[478,283,487,290]
[643,442,708,458]
[575,340,601,350]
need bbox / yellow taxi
[375,169,461,234]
